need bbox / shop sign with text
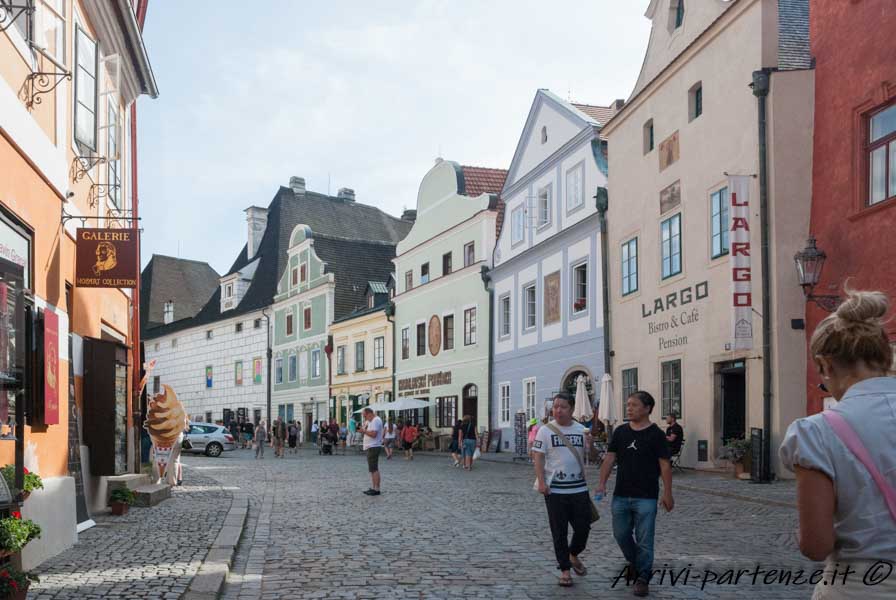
[75,228,138,288]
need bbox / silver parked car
[184,423,236,457]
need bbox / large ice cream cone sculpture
[145,385,187,447]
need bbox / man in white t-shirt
[533,392,593,587]
[361,407,384,496]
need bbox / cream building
[602,0,813,477]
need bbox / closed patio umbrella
[596,373,617,425]
[572,375,593,422]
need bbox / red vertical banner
[44,309,60,425]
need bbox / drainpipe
[480,265,494,434]
[595,186,611,438]
[386,303,396,403]
[325,334,333,419]
[262,308,272,426]
[752,69,773,483]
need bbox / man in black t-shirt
[665,414,684,456]
[595,391,674,597]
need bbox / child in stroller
[318,423,337,455]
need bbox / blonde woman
[779,289,896,599]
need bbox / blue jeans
[611,496,658,583]
[462,439,476,458]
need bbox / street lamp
[794,236,840,312]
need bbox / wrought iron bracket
[23,43,71,108]
[0,0,34,34]
[71,154,106,181]
[87,183,120,209]
[60,206,140,227]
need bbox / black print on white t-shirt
[550,434,584,448]
[533,439,543,449]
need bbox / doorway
[462,384,478,428]
[719,361,746,442]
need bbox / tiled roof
[778,0,811,70]
[461,166,507,198]
[313,235,397,319]
[140,255,220,334]
[571,103,616,125]
[494,198,506,239]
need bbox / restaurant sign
[75,228,138,288]
[398,370,451,397]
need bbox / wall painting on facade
[235,360,243,386]
[253,358,263,384]
[660,180,681,214]
[658,131,679,172]
[428,315,441,356]
[544,271,561,325]
[205,365,213,388]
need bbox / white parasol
[596,373,618,424]
[352,398,430,413]
[572,375,594,422]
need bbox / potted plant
[0,512,41,557]
[0,466,43,502]
[719,437,753,479]
[0,566,38,600]
[109,488,136,516]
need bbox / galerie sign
[75,228,138,288]
[728,175,753,350]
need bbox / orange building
[1,0,156,567]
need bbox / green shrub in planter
[0,512,41,555]
[109,488,137,505]
[719,437,753,464]
[0,466,43,495]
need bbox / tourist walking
[228,419,240,446]
[459,415,478,471]
[241,419,254,449]
[254,420,267,459]
[339,422,348,452]
[347,417,357,448]
[779,289,896,600]
[296,419,303,446]
[527,418,540,463]
[287,420,298,454]
[595,390,673,597]
[311,421,319,445]
[449,419,462,467]
[274,417,287,458]
[383,420,397,459]
[533,392,593,587]
[402,420,419,460]
[360,407,384,496]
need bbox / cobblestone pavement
[200,447,820,600]
[28,470,233,600]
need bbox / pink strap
[822,411,896,523]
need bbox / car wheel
[205,442,223,457]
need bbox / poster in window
[253,358,263,384]
[43,309,59,424]
[234,361,243,386]
[205,365,213,388]
[543,271,561,325]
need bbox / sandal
[558,574,573,587]
[570,556,587,576]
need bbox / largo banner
[729,175,753,350]
[75,228,138,288]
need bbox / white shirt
[384,425,397,439]
[532,421,588,494]
[363,416,384,449]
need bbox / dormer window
[300,263,307,283]
[541,126,548,144]
[291,267,298,286]
[225,284,233,298]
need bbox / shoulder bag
[541,423,599,523]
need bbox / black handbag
[182,437,193,450]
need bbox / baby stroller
[318,430,336,455]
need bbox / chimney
[401,209,417,222]
[612,98,625,112]
[244,206,268,260]
[163,300,174,324]
[337,187,355,202]
[289,176,305,195]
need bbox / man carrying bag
[533,392,597,588]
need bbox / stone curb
[182,490,249,600]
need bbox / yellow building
[329,283,394,425]
[1,0,156,567]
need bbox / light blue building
[490,90,617,451]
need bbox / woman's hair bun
[835,289,889,324]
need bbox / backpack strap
[822,411,896,523]
[545,422,588,480]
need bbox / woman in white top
[383,421,397,460]
[779,289,896,599]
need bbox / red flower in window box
[10,512,20,520]
[574,299,587,312]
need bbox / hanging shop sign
[43,309,59,425]
[728,175,754,350]
[75,228,138,288]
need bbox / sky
[138,1,651,274]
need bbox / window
[288,355,297,382]
[74,25,98,150]
[225,284,233,298]
[416,323,426,356]
[367,294,375,309]
[235,322,243,333]
[464,242,475,266]
[566,163,584,211]
[420,263,430,285]
[442,252,452,276]
[524,285,536,329]
[464,308,477,345]
[336,346,346,375]
[869,103,896,205]
[661,360,682,418]
[401,328,410,360]
[621,368,639,406]
[153,342,159,352]
[499,384,511,425]
[171,338,178,348]
[661,213,682,279]
[300,263,307,282]
[254,318,262,329]
[374,336,385,368]
[644,119,655,154]
[106,100,121,207]
[275,358,283,384]
[405,270,413,291]
[541,125,547,144]
[152,376,160,394]
[511,206,525,245]
[299,351,308,380]
[436,396,458,428]
[311,349,321,378]
[206,330,213,340]
[572,263,587,313]
[711,187,730,258]
[291,267,298,286]
[286,313,294,336]
[621,238,639,295]
[689,82,703,121]
[443,315,454,350]
[355,341,365,371]
[538,185,552,227]
[500,295,511,337]
[674,0,685,29]
[524,378,537,420]
[303,307,311,330]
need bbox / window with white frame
[311,349,321,378]
[710,187,729,258]
[355,341,365,371]
[404,270,413,291]
[572,262,587,313]
[869,102,896,205]
[74,25,98,150]
[374,336,385,369]
[537,185,552,227]
[661,359,682,418]
[661,213,682,279]
[288,355,297,381]
[286,313,294,336]
[416,323,426,356]
[291,267,298,286]
[106,99,120,207]
[524,285,536,329]
[464,242,475,266]
[443,315,454,350]
[500,383,511,425]
[524,378,537,420]
[275,358,283,384]
[336,346,346,375]
[225,283,233,298]
[622,238,638,296]
[421,263,430,285]
[622,368,639,406]
[511,205,525,245]
[566,163,584,211]
[500,295,510,337]
[401,327,409,359]
[464,308,477,345]
[303,306,311,330]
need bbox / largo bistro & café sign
[398,371,451,397]
[75,228,139,288]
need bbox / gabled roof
[140,255,219,334]
[571,103,616,126]
[460,166,507,197]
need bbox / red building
[805,0,896,413]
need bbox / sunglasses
[818,383,829,393]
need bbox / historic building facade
[392,160,505,434]
[490,89,613,450]
[1,0,156,566]
[602,0,813,477]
